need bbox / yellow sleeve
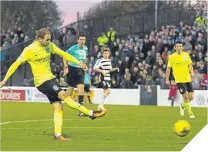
[51,43,80,65]
[187,53,192,65]
[167,55,172,68]
[3,47,32,82]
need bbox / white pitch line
[0,118,123,125]
[1,126,115,129]
[0,119,53,125]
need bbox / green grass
[1,102,207,151]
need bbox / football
[173,120,191,137]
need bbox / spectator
[18,33,25,43]
[111,78,120,88]
[59,77,68,87]
[107,27,116,43]
[122,69,134,88]
[200,74,207,90]
[97,32,109,48]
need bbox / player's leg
[66,86,74,97]
[85,85,91,103]
[58,90,107,119]
[77,84,85,105]
[77,84,87,116]
[171,97,174,107]
[66,65,76,99]
[188,92,194,102]
[177,83,187,116]
[77,68,85,105]
[187,82,195,118]
[76,68,86,116]
[53,101,63,137]
[37,80,71,140]
[98,82,110,111]
[179,83,194,118]
[53,101,71,140]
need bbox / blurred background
[0,0,207,90]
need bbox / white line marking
[1,126,115,129]
[0,119,53,125]
[0,118,123,125]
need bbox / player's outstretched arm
[165,67,171,86]
[187,53,194,79]
[0,60,23,88]
[110,67,119,72]
[63,58,69,76]
[52,43,87,71]
[188,64,194,78]
[0,47,34,88]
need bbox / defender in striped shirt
[93,48,119,111]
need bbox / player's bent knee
[66,87,74,96]
[104,89,110,96]
[189,94,194,101]
[107,90,110,95]
[182,92,189,101]
[53,102,63,111]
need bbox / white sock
[99,95,107,108]
[55,133,61,137]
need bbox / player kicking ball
[166,41,195,119]
[93,48,119,111]
[0,28,107,141]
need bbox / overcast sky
[56,0,198,27]
[56,0,101,27]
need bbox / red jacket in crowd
[169,84,178,97]
[200,74,207,89]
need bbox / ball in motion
[173,120,191,137]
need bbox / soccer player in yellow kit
[166,41,195,119]
[0,28,107,140]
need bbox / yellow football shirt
[168,51,192,83]
[4,41,80,87]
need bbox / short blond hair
[36,28,50,39]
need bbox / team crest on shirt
[45,47,50,53]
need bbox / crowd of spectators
[1,26,30,50]
[84,21,207,90]
[52,20,207,90]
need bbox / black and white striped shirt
[93,57,112,82]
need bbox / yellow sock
[183,101,194,115]
[63,96,92,116]
[54,110,63,136]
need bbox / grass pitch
[1,102,207,151]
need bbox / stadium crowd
[1,26,30,49]
[53,20,207,90]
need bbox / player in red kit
[168,80,178,107]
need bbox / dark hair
[77,34,86,39]
[103,48,110,53]
[175,40,184,46]
[36,28,50,39]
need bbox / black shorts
[84,84,90,93]
[37,78,62,104]
[177,82,194,94]
[101,81,111,90]
[67,65,84,88]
